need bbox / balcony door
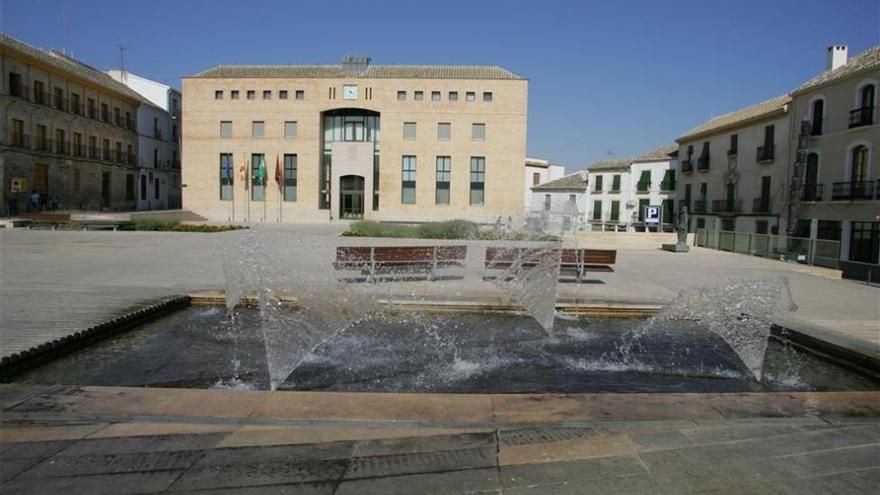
[805,153,819,201]
[850,146,868,183]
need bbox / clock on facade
[343,85,358,100]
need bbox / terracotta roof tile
[189,64,522,80]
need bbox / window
[279,90,288,99]
[637,170,651,192]
[403,122,417,140]
[214,90,223,100]
[402,155,417,204]
[449,91,458,101]
[435,156,451,204]
[594,175,603,192]
[284,121,297,139]
[101,103,109,122]
[431,91,441,101]
[483,92,493,102]
[71,93,80,114]
[8,71,22,97]
[295,90,304,100]
[811,99,824,135]
[851,84,876,127]
[252,121,264,138]
[697,218,706,229]
[283,154,297,201]
[466,92,475,102]
[251,154,265,201]
[230,90,239,100]
[763,125,775,148]
[102,139,110,160]
[851,145,869,182]
[219,153,233,200]
[397,90,406,101]
[471,123,486,141]
[54,87,65,110]
[437,122,451,141]
[72,133,82,156]
[729,134,738,154]
[246,90,255,99]
[220,121,232,138]
[592,200,602,220]
[36,125,47,150]
[154,149,159,167]
[55,129,66,154]
[610,201,620,221]
[544,194,552,211]
[126,174,135,200]
[87,98,96,118]
[755,220,769,235]
[262,90,271,99]
[414,91,424,101]
[532,172,541,185]
[850,221,879,264]
[10,119,24,147]
[469,156,485,205]
[611,175,621,192]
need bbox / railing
[54,140,70,155]
[636,181,650,192]
[756,144,775,162]
[102,149,112,161]
[727,148,737,157]
[697,156,710,171]
[697,228,841,269]
[34,136,48,151]
[752,197,771,213]
[801,184,824,202]
[102,110,110,123]
[154,128,162,140]
[849,106,874,128]
[8,133,29,148]
[681,159,693,173]
[73,143,86,158]
[88,146,99,159]
[660,181,676,192]
[53,95,68,112]
[712,199,741,214]
[831,181,875,201]
[115,115,123,127]
[693,199,707,213]
[127,153,137,165]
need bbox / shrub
[131,219,179,231]
[417,219,478,239]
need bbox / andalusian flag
[257,155,267,184]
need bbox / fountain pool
[12,306,879,394]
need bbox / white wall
[529,188,589,231]
[586,168,632,229]
[524,164,565,213]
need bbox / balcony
[660,180,676,192]
[727,148,738,157]
[88,106,97,119]
[697,156,710,171]
[757,145,775,163]
[712,199,741,214]
[849,106,874,128]
[101,111,110,123]
[53,140,70,155]
[8,132,30,149]
[831,181,875,201]
[693,199,707,213]
[801,184,824,202]
[115,115,123,127]
[636,181,651,193]
[154,128,163,140]
[73,144,86,158]
[88,146,99,160]
[752,197,772,214]
[127,153,137,166]
[34,136,48,151]
[53,96,68,112]
[681,159,693,173]
[7,84,26,99]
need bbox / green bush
[341,219,557,241]
[417,219,477,239]
[131,219,180,231]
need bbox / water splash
[489,244,561,332]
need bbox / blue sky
[2,0,878,171]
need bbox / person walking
[28,190,40,212]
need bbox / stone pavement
[1,385,878,494]
[1,225,878,359]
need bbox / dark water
[14,306,880,393]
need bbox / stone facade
[1,34,141,215]
[181,61,528,223]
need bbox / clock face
[343,85,358,100]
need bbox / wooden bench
[334,245,467,282]
[484,247,616,282]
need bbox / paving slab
[0,470,184,495]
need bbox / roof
[189,64,523,80]
[586,144,677,173]
[676,95,791,142]
[793,45,880,95]
[0,33,150,105]
[531,172,588,191]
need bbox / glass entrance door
[339,175,364,219]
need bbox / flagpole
[277,154,282,224]
[246,155,250,224]
[262,156,267,224]
[230,156,235,223]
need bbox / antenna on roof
[117,44,129,81]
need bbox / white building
[586,145,677,231]
[524,157,565,214]
[107,70,181,210]
[529,171,589,231]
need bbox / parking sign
[644,205,661,224]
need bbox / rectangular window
[466,91,475,102]
[36,125,47,150]
[610,200,620,221]
[10,119,24,146]
[87,98,96,118]
[283,154,297,202]
[220,121,232,138]
[437,122,451,141]
[402,155,417,204]
[101,103,109,122]
[251,154,265,201]
[126,174,135,200]
[252,121,264,138]
[8,71,22,97]
[403,122,417,140]
[469,156,485,205]
[214,90,223,100]
[431,91,441,101]
[729,134,738,154]
[262,90,272,99]
[850,221,880,264]
[593,200,602,220]
[533,172,541,185]
[279,90,288,99]
[246,90,255,100]
[637,170,651,192]
[471,123,486,141]
[71,93,81,114]
[449,91,458,101]
[611,174,620,191]
[102,139,110,160]
[755,220,768,235]
[230,90,240,100]
[153,149,158,168]
[483,91,493,102]
[284,121,297,139]
[73,132,83,156]
[435,156,451,204]
[295,90,304,100]
[219,153,233,200]
[764,125,774,147]
[544,194,552,211]
[594,175,603,192]
[397,90,406,101]
[55,129,66,154]
[414,91,424,101]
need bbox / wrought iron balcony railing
[752,197,772,214]
[681,159,693,173]
[757,145,775,162]
[849,106,874,128]
[712,199,741,214]
[697,156,710,171]
[693,199,707,213]
[801,184,824,202]
[831,181,875,201]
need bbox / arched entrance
[339,175,365,219]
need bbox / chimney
[826,45,848,71]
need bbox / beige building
[1,34,142,214]
[181,56,527,223]
[787,45,879,276]
[676,95,791,235]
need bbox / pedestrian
[49,191,59,210]
[28,190,40,212]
